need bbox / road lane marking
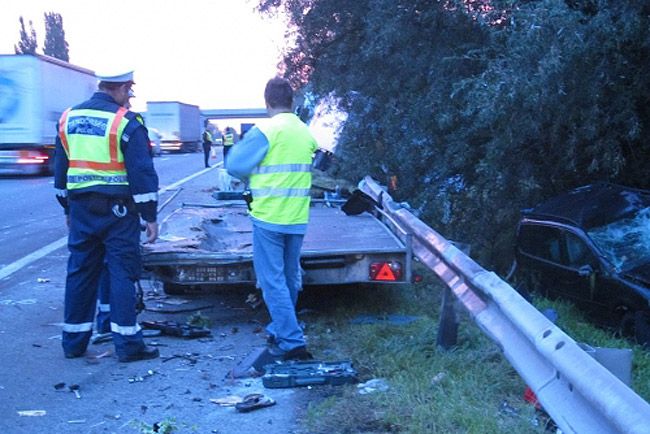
[0,236,68,281]
[0,162,224,281]
[160,161,222,193]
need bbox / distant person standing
[226,77,318,370]
[222,126,237,162]
[202,120,214,168]
[54,69,160,363]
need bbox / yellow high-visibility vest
[58,107,129,190]
[223,133,235,147]
[249,113,318,225]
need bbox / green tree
[14,16,37,55]
[43,12,69,61]
[258,0,650,272]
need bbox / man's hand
[144,221,159,243]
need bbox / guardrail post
[436,286,458,350]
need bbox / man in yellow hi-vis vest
[54,69,159,363]
[222,126,237,162]
[202,120,214,168]
[226,77,318,371]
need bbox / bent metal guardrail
[358,176,650,434]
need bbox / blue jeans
[252,225,305,352]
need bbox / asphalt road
[0,152,210,276]
[0,151,305,434]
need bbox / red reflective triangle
[375,263,396,281]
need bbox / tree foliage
[14,16,37,55]
[43,12,70,61]
[258,0,650,272]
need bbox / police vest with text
[223,133,235,147]
[249,113,317,225]
[58,107,130,190]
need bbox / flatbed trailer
[143,184,412,293]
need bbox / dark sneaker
[64,351,86,359]
[283,346,313,361]
[118,345,159,363]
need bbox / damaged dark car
[514,182,650,346]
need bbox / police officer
[202,120,214,168]
[96,88,140,337]
[54,69,160,362]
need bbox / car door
[517,223,600,309]
[516,223,565,298]
[554,230,604,312]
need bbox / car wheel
[617,310,635,338]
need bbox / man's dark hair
[98,81,130,91]
[264,77,293,109]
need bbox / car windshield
[588,206,650,272]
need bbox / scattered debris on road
[69,384,81,399]
[235,393,276,412]
[17,410,47,417]
[357,378,389,394]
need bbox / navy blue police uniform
[54,91,158,361]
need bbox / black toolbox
[262,360,358,388]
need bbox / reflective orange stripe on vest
[58,108,71,157]
[67,107,128,171]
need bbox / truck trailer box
[145,101,201,152]
[0,54,96,174]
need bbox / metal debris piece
[69,384,81,399]
[245,293,263,310]
[0,299,37,306]
[357,378,389,394]
[210,395,244,407]
[18,410,47,416]
[128,369,157,383]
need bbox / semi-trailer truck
[144,101,201,153]
[0,54,96,175]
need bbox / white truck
[0,54,96,175]
[144,101,201,153]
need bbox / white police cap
[95,69,135,83]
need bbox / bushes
[260,0,650,271]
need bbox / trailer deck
[142,199,411,289]
[144,203,405,259]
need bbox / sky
[0,0,289,112]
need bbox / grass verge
[296,270,650,433]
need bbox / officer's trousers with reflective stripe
[62,196,146,359]
[96,264,111,334]
[252,225,306,352]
